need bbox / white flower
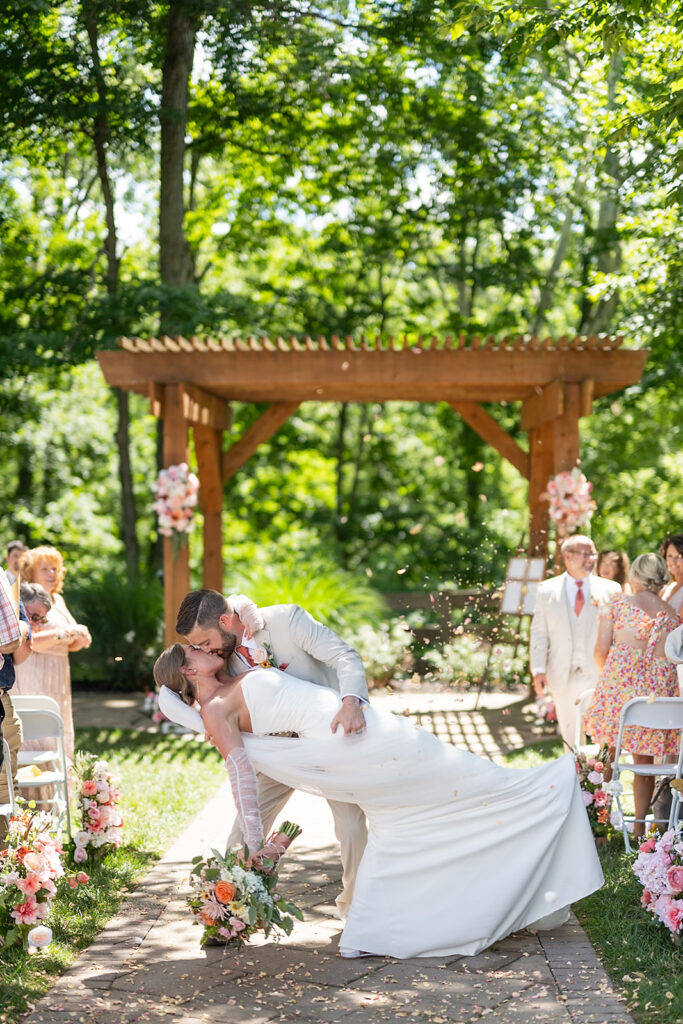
[603,780,623,796]
[27,925,52,949]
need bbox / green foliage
[229,555,387,636]
[67,571,164,689]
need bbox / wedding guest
[660,533,683,615]
[530,535,621,747]
[0,567,28,835]
[14,547,91,777]
[585,552,681,840]
[5,540,27,584]
[597,549,631,593]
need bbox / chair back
[11,695,61,715]
[619,696,683,732]
[16,708,65,744]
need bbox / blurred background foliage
[1,1,681,689]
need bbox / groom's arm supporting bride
[174,589,369,917]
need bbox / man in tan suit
[174,589,368,918]
[530,535,621,748]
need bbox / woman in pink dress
[585,552,681,839]
[14,546,91,781]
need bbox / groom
[174,589,369,918]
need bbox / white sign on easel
[500,556,546,617]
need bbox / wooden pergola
[96,333,648,642]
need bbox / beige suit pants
[226,772,367,917]
[0,690,23,836]
[549,675,594,750]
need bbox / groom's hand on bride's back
[331,697,366,736]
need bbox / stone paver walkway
[19,690,635,1024]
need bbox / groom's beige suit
[227,603,369,917]
[530,573,620,747]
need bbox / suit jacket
[228,604,369,702]
[529,573,621,693]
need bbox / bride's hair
[153,644,198,705]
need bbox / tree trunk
[579,55,623,335]
[83,0,139,574]
[159,3,197,293]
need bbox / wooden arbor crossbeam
[96,333,648,643]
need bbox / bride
[153,640,604,960]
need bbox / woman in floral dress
[585,552,681,839]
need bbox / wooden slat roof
[96,333,648,404]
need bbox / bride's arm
[202,701,264,855]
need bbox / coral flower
[214,881,237,904]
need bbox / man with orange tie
[530,535,621,748]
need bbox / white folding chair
[573,687,597,753]
[0,737,16,824]
[14,707,71,837]
[12,695,63,768]
[611,697,683,852]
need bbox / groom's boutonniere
[252,641,275,667]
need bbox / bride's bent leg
[226,773,294,849]
[327,800,368,918]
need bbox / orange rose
[214,881,237,904]
[200,908,216,925]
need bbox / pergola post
[194,424,224,591]
[162,384,190,645]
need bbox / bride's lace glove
[228,594,265,640]
[225,747,264,852]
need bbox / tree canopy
[1,1,680,619]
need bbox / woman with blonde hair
[15,546,91,784]
[585,552,681,839]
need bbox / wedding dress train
[233,669,604,959]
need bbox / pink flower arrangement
[542,467,596,533]
[153,463,199,547]
[633,825,683,940]
[72,753,123,861]
[188,823,303,947]
[573,747,612,837]
[0,806,87,950]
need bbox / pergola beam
[451,401,530,480]
[99,347,648,404]
[222,403,300,481]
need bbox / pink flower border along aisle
[633,826,683,943]
[71,753,123,864]
[153,462,199,557]
[0,806,88,953]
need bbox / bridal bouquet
[72,753,123,862]
[574,747,611,838]
[633,826,683,940]
[543,467,596,533]
[0,805,88,951]
[188,822,303,947]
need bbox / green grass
[575,839,683,1023]
[0,727,225,1024]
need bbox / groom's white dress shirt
[530,572,621,747]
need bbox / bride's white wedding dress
[235,668,603,959]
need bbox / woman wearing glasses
[15,547,91,792]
